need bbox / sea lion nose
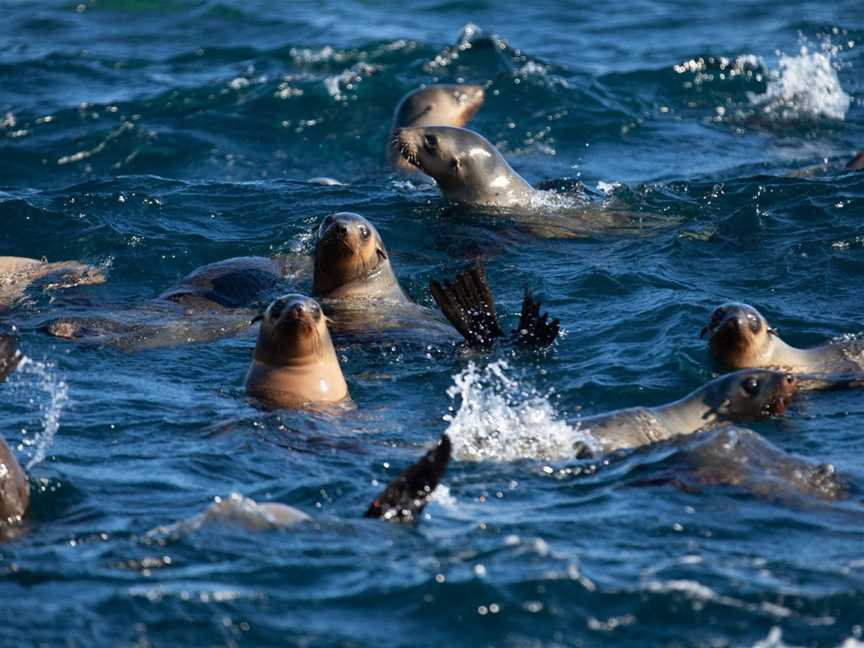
[289,302,306,317]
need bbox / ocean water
[1,1,864,646]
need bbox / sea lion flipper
[511,288,560,348]
[364,434,452,522]
[846,151,864,171]
[430,260,503,348]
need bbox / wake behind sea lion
[701,302,864,389]
[245,294,349,410]
[574,370,797,457]
[389,84,485,171]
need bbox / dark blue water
[2,1,864,646]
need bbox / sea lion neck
[312,254,402,300]
[652,387,719,435]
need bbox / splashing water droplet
[11,355,68,470]
[443,361,597,462]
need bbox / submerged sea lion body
[0,256,105,313]
[577,370,797,456]
[312,212,453,338]
[245,294,349,409]
[389,84,485,171]
[702,303,864,386]
[673,426,846,502]
[42,256,287,350]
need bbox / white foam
[442,361,597,462]
[324,62,381,102]
[748,46,851,121]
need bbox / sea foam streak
[443,361,597,462]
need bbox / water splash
[748,46,851,121]
[12,355,68,470]
[442,361,597,462]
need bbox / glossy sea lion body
[389,84,485,171]
[0,256,105,313]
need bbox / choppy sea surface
[1,1,863,646]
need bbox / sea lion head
[393,84,485,130]
[252,294,331,364]
[703,369,797,420]
[313,212,392,297]
[393,126,515,204]
[701,302,777,369]
[0,329,21,384]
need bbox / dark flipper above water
[430,261,559,349]
[364,434,452,522]
[430,261,502,348]
[0,331,21,383]
[846,151,864,171]
[511,289,560,347]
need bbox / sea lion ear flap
[767,327,779,337]
[250,311,265,325]
[376,246,388,262]
[450,156,461,170]
[699,326,709,339]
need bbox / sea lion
[0,332,28,527]
[149,435,452,538]
[701,302,864,385]
[665,426,847,502]
[0,256,105,313]
[245,294,349,409]
[394,125,536,207]
[42,256,288,350]
[389,84,485,170]
[575,369,797,457]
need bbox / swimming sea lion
[42,256,288,350]
[394,125,536,207]
[245,294,349,409]
[667,426,847,502]
[0,256,105,313]
[575,369,797,457]
[0,332,28,527]
[701,302,864,385]
[389,84,485,170]
[150,434,452,538]
[311,212,456,339]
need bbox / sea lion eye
[709,308,724,326]
[741,377,759,396]
[359,225,371,240]
[269,299,286,318]
[423,134,438,151]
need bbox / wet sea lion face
[701,303,777,369]
[704,369,797,419]
[393,84,485,130]
[253,294,329,363]
[313,212,390,296]
[394,126,517,204]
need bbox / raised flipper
[0,330,21,384]
[511,288,560,347]
[364,434,452,522]
[846,151,864,171]
[430,261,503,348]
